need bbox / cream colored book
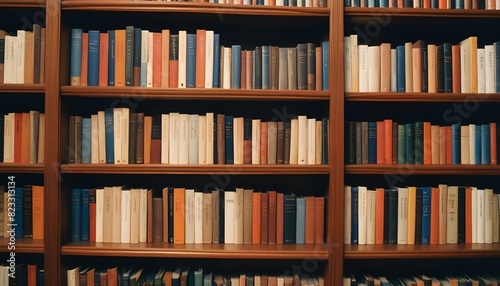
[139,188,148,243]
[194,191,203,244]
[344,186,351,245]
[198,115,207,164]
[446,186,458,244]
[404,42,413,92]
[102,186,113,243]
[95,188,104,243]
[3,36,17,84]
[222,47,232,89]
[188,114,199,165]
[121,189,131,243]
[224,191,236,244]
[477,48,486,93]
[161,114,170,164]
[358,186,367,245]
[251,119,261,164]
[3,113,14,163]
[485,188,494,243]
[391,48,397,92]
[380,43,391,92]
[178,31,187,88]
[205,112,214,164]
[350,34,359,92]
[485,45,495,93]
[66,266,79,286]
[205,30,214,88]
[185,188,195,244]
[179,114,189,164]
[113,108,123,164]
[307,118,316,164]
[16,30,26,84]
[121,108,129,164]
[140,30,149,87]
[147,32,153,87]
[97,111,106,164]
[368,45,381,92]
[397,187,408,245]
[477,188,485,243]
[297,116,308,165]
[234,187,244,244]
[169,112,180,164]
[130,188,141,243]
[234,117,244,165]
[460,125,470,165]
[112,185,122,243]
[469,124,476,165]
[407,186,416,245]
[358,45,368,92]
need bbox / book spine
[133,27,141,86]
[225,115,234,164]
[70,29,83,86]
[186,33,196,88]
[108,30,115,86]
[231,45,242,89]
[125,26,134,86]
[71,188,81,242]
[81,188,90,241]
[87,30,100,86]
[322,41,329,90]
[212,34,220,88]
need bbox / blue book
[368,0,375,6]
[396,45,405,92]
[295,197,305,244]
[495,42,500,93]
[70,188,81,242]
[443,43,452,92]
[133,28,142,86]
[421,187,431,244]
[322,41,329,91]
[452,124,461,164]
[81,118,91,164]
[225,115,234,164]
[380,0,388,6]
[13,187,23,238]
[258,0,264,4]
[231,45,241,89]
[203,272,213,286]
[475,125,482,165]
[140,32,148,87]
[262,46,270,89]
[345,0,350,5]
[351,187,358,244]
[431,0,438,7]
[405,124,415,164]
[194,268,203,286]
[414,122,423,164]
[481,124,490,164]
[322,118,329,164]
[368,122,377,164]
[81,188,90,241]
[87,30,100,86]
[212,34,220,88]
[351,0,359,6]
[105,108,114,164]
[186,34,196,88]
[70,29,83,85]
[455,0,464,8]
[108,30,115,86]
[404,0,412,6]
[125,26,134,86]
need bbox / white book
[460,41,470,93]
[188,114,199,165]
[439,184,448,244]
[477,48,486,93]
[297,115,308,165]
[3,36,17,84]
[497,0,500,9]
[205,112,214,164]
[97,111,106,164]
[477,189,485,243]
[397,187,408,244]
[147,33,153,87]
[3,113,14,163]
[113,108,123,164]
[446,186,458,244]
[234,188,244,244]
[251,119,261,164]
[368,46,381,92]
[139,188,148,243]
[404,42,413,92]
[91,114,99,164]
[179,114,189,164]
[485,188,493,243]
[37,114,45,163]
[290,118,299,164]
[178,30,187,88]
[358,45,368,92]
[222,47,232,89]
[344,186,351,244]
[390,48,397,92]
[185,188,195,244]
[67,267,79,286]
[224,191,236,244]
[198,115,207,164]
[169,112,180,164]
[161,114,170,164]
[307,118,316,164]
[485,45,495,93]
[344,37,352,92]
[16,30,26,84]
[493,193,500,243]
[121,108,130,164]
[140,30,149,87]
[205,31,214,88]
[130,188,141,243]
[460,125,470,164]
[121,189,131,243]
[95,188,104,243]
[111,186,122,243]
[357,186,368,245]
[472,187,478,243]
[194,191,203,244]
[367,189,376,245]
[350,35,359,92]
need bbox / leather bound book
[268,190,277,244]
[260,192,269,244]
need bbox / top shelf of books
[344,7,500,18]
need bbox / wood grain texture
[346,92,500,102]
[345,164,500,175]
[0,238,44,253]
[345,7,500,18]
[0,84,45,93]
[0,0,45,7]
[0,163,44,173]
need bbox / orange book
[114,29,126,86]
[276,192,284,244]
[268,190,277,244]
[81,32,88,86]
[161,30,170,88]
[163,270,173,286]
[491,123,497,164]
[21,112,30,164]
[315,46,322,91]
[407,186,416,245]
[89,188,96,242]
[32,185,44,240]
[465,187,472,244]
[24,31,34,84]
[376,121,385,164]
[412,46,422,92]
[195,29,206,88]
[423,0,430,7]
[314,197,325,244]
[305,196,316,244]
[143,116,152,164]
[27,264,37,286]
[423,122,431,164]
[446,126,452,164]
[152,32,162,88]
[439,126,447,164]
[14,113,22,163]
[173,188,185,244]
[252,192,261,244]
[240,50,246,89]
[107,266,118,286]
[99,32,108,86]
[87,268,95,286]
[260,192,269,244]
[452,45,461,94]
[439,0,446,8]
[375,188,385,244]
[384,119,392,164]
[430,187,440,244]
[260,121,268,165]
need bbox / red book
[430,187,440,244]
[452,45,461,94]
[491,123,497,164]
[376,121,385,164]
[268,190,277,244]
[260,122,268,165]
[89,189,96,242]
[152,32,162,88]
[195,29,206,88]
[314,197,325,244]
[375,188,385,244]
[252,192,261,244]
[81,32,88,86]
[276,193,284,244]
[305,196,316,244]
[384,119,392,164]
[423,122,432,164]
[260,192,269,244]
[99,32,109,86]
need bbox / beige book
[95,188,104,242]
[404,42,413,92]
[380,43,391,92]
[203,192,213,244]
[243,189,253,245]
[367,190,376,245]
[358,45,368,92]
[251,119,261,164]
[235,188,244,244]
[315,120,322,165]
[178,31,187,88]
[290,118,299,164]
[350,34,359,92]
[178,114,189,164]
[485,188,494,243]
[460,125,470,164]
[357,186,368,245]
[113,108,123,164]
[493,194,500,243]
[139,188,148,243]
[130,188,141,243]
[91,114,99,164]
[16,30,26,83]
[3,36,17,84]
[205,112,214,164]
[24,31,34,83]
[397,187,408,245]
[446,186,458,244]
[97,111,105,164]
[121,108,130,164]
[368,45,381,92]
[147,189,153,242]
[161,114,170,164]
[185,188,195,244]
[297,116,308,165]
[407,186,416,245]
[427,44,437,93]
[431,125,440,164]
[198,115,206,164]
[412,48,421,92]
[102,187,113,243]
[111,186,122,243]
[469,124,476,165]
[205,30,214,88]
[194,191,203,244]
[344,186,351,245]
[120,189,131,243]
[169,112,180,164]
[307,118,316,165]
[344,37,352,92]
[234,117,244,165]
[267,121,277,164]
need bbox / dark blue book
[71,188,81,242]
[350,187,358,244]
[322,118,329,164]
[13,187,23,238]
[186,33,196,88]
[104,108,114,164]
[254,47,262,89]
[405,123,415,164]
[368,121,377,164]
[368,0,375,6]
[380,0,388,6]
[443,43,452,92]
[415,187,422,245]
[258,0,264,5]
[351,0,359,6]
[87,30,100,86]
[322,41,329,90]
[133,27,142,86]
[38,269,44,286]
[70,29,83,85]
[437,45,444,93]
[225,116,234,164]
[108,30,115,86]
[431,0,438,7]
[125,26,134,86]
[404,0,412,6]
[481,124,490,164]
[396,45,405,92]
[345,0,350,5]
[262,45,270,89]
[283,193,296,244]
[81,117,91,164]
[475,124,482,165]
[81,188,90,241]
[421,187,431,244]
[452,124,461,164]
[414,122,423,164]
[231,45,241,89]
[212,34,220,88]
[455,0,464,8]
[387,188,398,244]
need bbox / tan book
[461,36,478,93]
[267,121,277,164]
[40,28,45,84]
[243,189,253,245]
[427,44,437,93]
[446,186,458,244]
[404,42,413,92]
[460,125,470,164]
[407,186,416,245]
[130,188,141,243]
[174,188,185,244]
[203,192,213,244]
[24,31,34,84]
[161,29,170,88]
[147,189,153,242]
[20,112,30,164]
[162,187,169,242]
[153,197,163,242]
[431,125,440,164]
[380,43,391,92]
[102,186,113,243]
[350,34,359,92]
[143,116,152,164]
[32,185,44,240]
[368,45,380,92]
[315,120,322,165]
[111,186,122,243]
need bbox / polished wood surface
[0,163,44,173]
[0,0,45,7]
[345,7,500,17]
[0,238,44,253]
[346,92,500,102]
[345,164,500,175]
[0,84,45,93]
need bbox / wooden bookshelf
[344,7,500,18]
[0,163,44,173]
[345,92,500,102]
[344,164,500,175]
[0,84,45,93]
[0,238,44,253]
[0,0,45,7]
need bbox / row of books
[141,0,328,7]
[346,121,498,165]
[343,273,500,286]
[0,262,43,286]
[344,185,500,245]
[70,186,325,245]
[0,185,44,239]
[2,112,45,164]
[68,266,324,286]
[344,35,499,94]
[345,0,499,9]
[70,28,329,91]
[68,110,329,165]
[0,25,46,84]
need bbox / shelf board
[344,7,500,18]
[61,1,330,16]
[344,243,500,259]
[346,92,500,102]
[345,164,500,175]
[62,242,329,259]
[0,238,44,253]
[60,86,329,101]
[0,0,45,7]
[0,163,44,174]
[0,84,45,93]
[61,164,330,175]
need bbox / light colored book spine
[95,188,104,243]
[112,186,123,243]
[397,187,408,245]
[234,117,244,165]
[344,186,351,244]
[460,125,470,164]
[147,33,153,87]
[139,188,148,243]
[3,114,14,163]
[223,47,232,89]
[140,30,148,87]
[198,115,207,164]
[252,119,261,164]
[185,188,195,244]
[130,188,140,243]
[121,108,129,164]
[179,114,189,164]
[477,48,486,94]
[390,48,397,92]
[235,188,244,244]
[350,35,359,92]
[485,45,495,93]
[404,42,413,92]
[97,111,106,164]
[16,30,26,84]
[469,124,476,165]
[3,36,17,84]
[205,112,214,164]
[169,112,180,164]
[366,189,376,245]
[161,114,170,164]
[358,45,368,92]
[224,191,236,244]
[344,37,352,92]
[368,45,381,92]
[113,108,123,164]
[307,118,316,164]
[290,118,299,164]
[102,187,113,242]
[121,189,131,243]
[178,30,187,88]
[428,44,437,93]
[91,114,99,164]
[188,114,199,165]
[205,31,214,88]
[438,184,448,244]
[485,188,494,243]
[297,115,308,165]
[37,114,45,163]
[493,193,500,243]
[477,189,485,243]
[472,187,478,243]
[446,186,458,244]
[357,186,367,245]
[194,191,203,244]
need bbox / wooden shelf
[0,238,44,253]
[0,0,45,7]
[0,163,44,174]
[345,164,500,175]
[62,242,329,259]
[346,92,500,102]
[0,84,45,93]
[61,1,329,16]
[344,7,500,18]
[61,164,330,174]
[60,86,329,101]
[344,244,500,259]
